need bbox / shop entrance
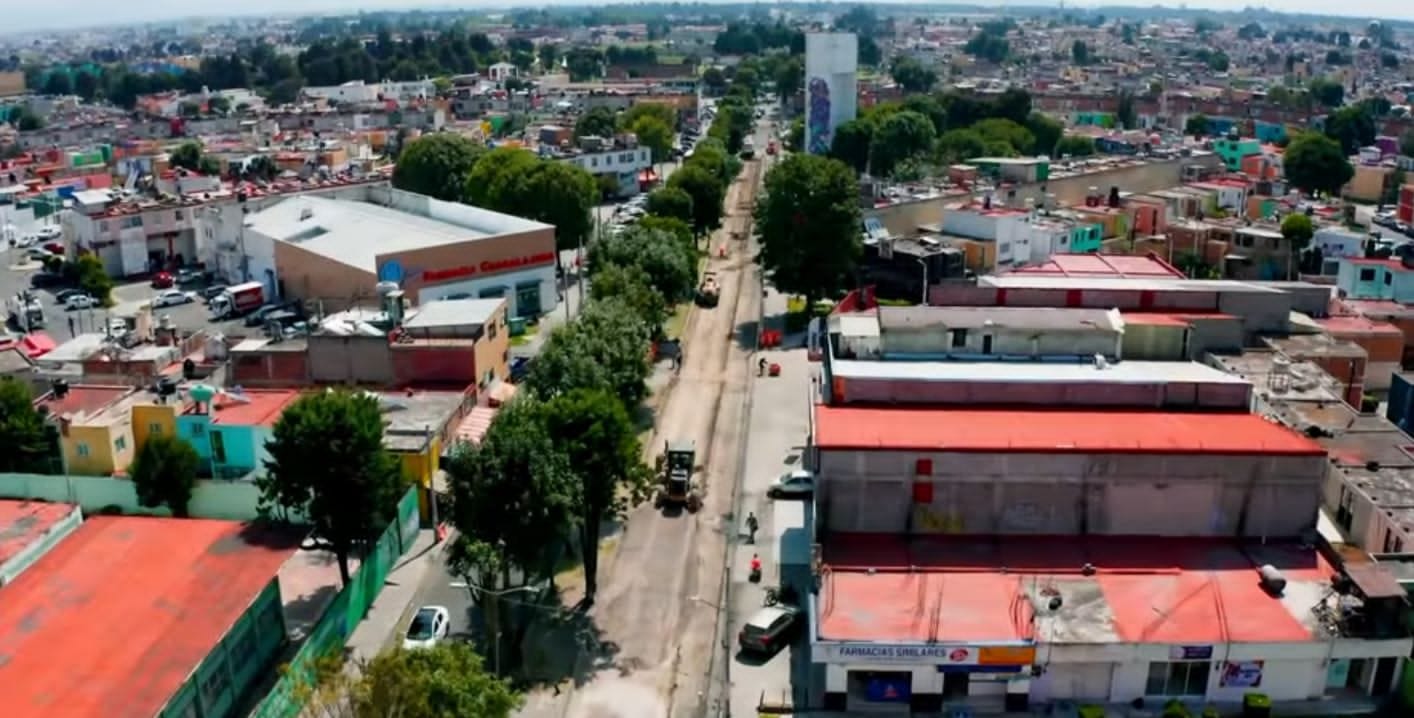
[515,281,542,318]
[943,672,970,699]
[846,671,911,713]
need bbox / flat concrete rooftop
[829,359,1249,386]
[818,535,1335,645]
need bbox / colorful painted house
[174,386,300,479]
[1212,137,1262,172]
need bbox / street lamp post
[449,579,539,675]
[915,257,929,305]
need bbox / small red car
[151,272,174,289]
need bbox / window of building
[150,423,163,436]
[1145,661,1209,697]
[231,625,257,665]
[114,436,126,452]
[591,157,598,168]
[1360,268,1377,282]
[1236,234,1253,248]
[99,221,109,233]
[76,442,90,457]
[174,210,184,221]
[951,329,967,348]
[1384,528,1404,554]
[1386,273,1393,286]
[211,431,227,463]
[1337,485,1355,531]
[200,657,230,707]
[190,423,205,437]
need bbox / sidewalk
[345,528,448,662]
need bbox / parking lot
[3,245,255,342]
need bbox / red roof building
[0,516,300,718]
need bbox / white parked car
[403,605,450,649]
[152,289,194,308]
[12,234,37,249]
[65,294,98,310]
[35,226,62,240]
[768,469,815,499]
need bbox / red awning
[638,168,658,183]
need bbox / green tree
[43,71,72,96]
[169,141,205,172]
[574,106,618,140]
[973,118,1036,155]
[527,301,653,406]
[702,67,728,95]
[1115,90,1137,130]
[465,147,540,211]
[1283,132,1354,197]
[73,71,99,101]
[542,389,649,598]
[1324,104,1376,155]
[1280,212,1315,280]
[444,397,574,674]
[668,164,726,237]
[590,264,668,332]
[1071,40,1090,65]
[869,110,936,177]
[207,95,231,114]
[1185,113,1210,138]
[589,226,697,307]
[889,56,936,93]
[0,378,51,473]
[129,434,200,517]
[75,254,113,306]
[522,160,597,259]
[645,186,694,224]
[16,109,43,131]
[390,133,485,202]
[933,129,987,164]
[755,154,862,309]
[637,215,694,246]
[1025,113,1064,156]
[628,116,673,164]
[774,56,803,99]
[619,103,676,133]
[539,43,559,71]
[261,391,404,585]
[829,118,874,174]
[1054,135,1097,157]
[303,642,521,718]
[1309,77,1345,108]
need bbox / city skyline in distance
[4,0,1414,35]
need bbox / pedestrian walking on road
[67,316,75,337]
[746,512,758,544]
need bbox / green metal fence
[249,487,422,718]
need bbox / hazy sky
[4,1,1413,34]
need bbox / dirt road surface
[532,122,770,718]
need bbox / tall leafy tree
[303,639,521,717]
[774,56,804,99]
[829,119,874,174]
[668,164,726,237]
[261,391,404,585]
[522,160,597,258]
[527,301,653,406]
[755,154,863,308]
[1185,113,1211,138]
[445,398,576,672]
[1284,132,1354,197]
[391,133,486,202]
[889,56,937,93]
[869,110,936,177]
[130,434,201,517]
[1281,213,1315,280]
[574,106,618,140]
[1025,113,1064,156]
[0,378,51,473]
[645,186,694,224]
[465,147,539,212]
[627,116,673,164]
[542,389,649,599]
[590,264,668,332]
[590,225,697,307]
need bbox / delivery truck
[208,281,265,320]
